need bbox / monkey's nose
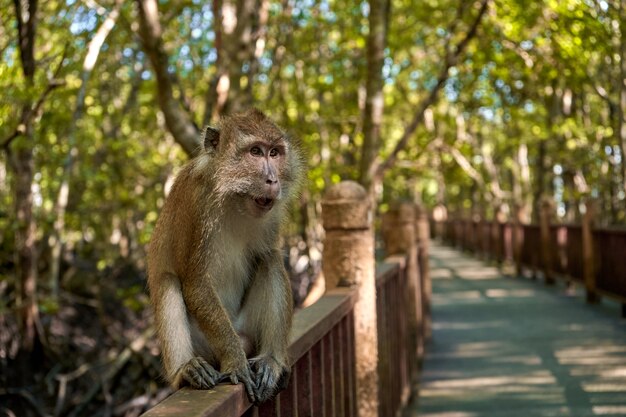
[265,178,280,198]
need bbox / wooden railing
[142,182,430,417]
[376,260,412,417]
[142,287,357,417]
[594,227,626,305]
[434,208,626,317]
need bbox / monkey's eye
[250,146,263,156]
[269,148,280,158]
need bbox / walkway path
[407,244,626,417]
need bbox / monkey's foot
[178,357,221,389]
[248,356,291,403]
[218,361,257,403]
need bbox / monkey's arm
[240,250,293,402]
[181,276,257,401]
[150,271,221,390]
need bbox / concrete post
[539,198,556,285]
[415,204,432,341]
[432,204,447,241]
[513,204,525,277]
[322,181,378,417]
[381,203,423,369]
[472,210,482,256]
[582,200,600,304]
[493,204,507,265]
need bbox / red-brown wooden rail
[433,217,626,317]
[141,255,422,417]
[140,287,357,417]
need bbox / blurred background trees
[1,0,625,415]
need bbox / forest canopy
[1,0,625,415]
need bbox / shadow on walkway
[406,243,626,417]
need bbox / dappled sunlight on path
[407,244,626,417]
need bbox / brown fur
[147,109,303,403]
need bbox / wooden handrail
[433,216,626,317]
[141,288,357,417]
[375,260,403,287]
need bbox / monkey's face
[237,138,287,218]
[205,109,302,219]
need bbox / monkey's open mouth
[254,197,274,210]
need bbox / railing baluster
[279,366,296,417]
[332,324,344,417]
[323,333,333,417]
[296,351,312,417]
[310,340,324,417]
[257,397,276,417]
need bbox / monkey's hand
[249,356,291,404]
[218,356,257,403]
[177,357,221,389]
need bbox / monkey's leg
[240,253,293,403]
[181,275,257,402]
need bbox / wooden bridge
[141,187,626,417]
[408,243,626,417]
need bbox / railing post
[513,204,525,276]
[432,204,447,241]
[415,204,432,341]
[493,205,506,266]
[322,181,379,417]
[582,199,600,304]
[539,198,556,285]
[381,203,422,372]
[471,212,479,255]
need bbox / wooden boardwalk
[406,244,626,417]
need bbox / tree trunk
[534,83,559,222]
[11,142,38,352]
[11,0,39,353]
[49,0,122,300]
[204,0,266,123]
[358,0,390,194]
[619,0,626,200]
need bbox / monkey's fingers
[197,358,221,386]
[249,358,290,403]
[180,357,220,389]
[241,376,257,404]
[221,370,257,403]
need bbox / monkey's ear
[203,126,220,152]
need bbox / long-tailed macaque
[147,109,303,403]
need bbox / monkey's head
[201,109,303,218]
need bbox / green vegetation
[1,0,625,415]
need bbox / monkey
[146,109,303,403]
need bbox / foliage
[0,0,625,415]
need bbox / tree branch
[1,45,67,150]
[444,143,484,186]
[374,0,490,181]
[135,0,201,157]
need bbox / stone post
[322,181,378,417]
[381,203,423,370]
[472,210,482,256]
[513,204,526,277]
[539,198,555,285]
[582,200,599,304]
[493,204,507,265]
[415,204,432,340]
[432,204,447,241]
